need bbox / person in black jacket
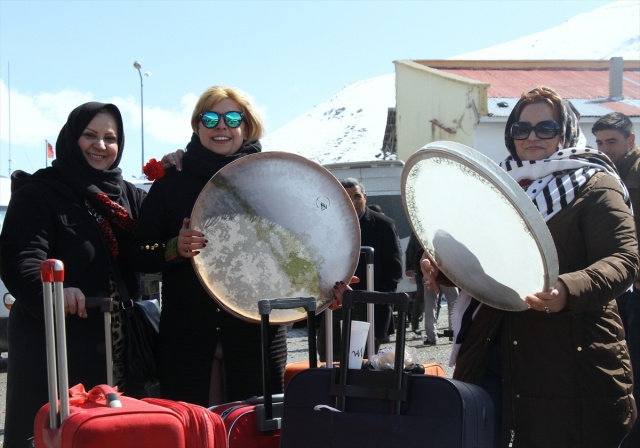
[0,102,146,447]
[129,86,287,407]
[317,178,403,361]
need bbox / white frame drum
[401,141,558,312]
[190,152,361,324]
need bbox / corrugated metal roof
[439,68,640,100]
[487,97,640,118]
[488,98,640,118]
[436,67,640,117]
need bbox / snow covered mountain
[261,0,639,164]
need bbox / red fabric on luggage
[34,386,186,448]
[212,404,280,448]
[143,398,226,448]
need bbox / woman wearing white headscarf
[421,87,638,447]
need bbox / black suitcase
[280,290,494,448]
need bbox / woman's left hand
[177,217,206,258]
[524,281,568,314]
[419,253,440,293]
[329,276,359,310]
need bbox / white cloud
[0,80,93,147]
[1,1,637,172]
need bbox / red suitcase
[33,259,187,448]
[209,296,317,448]
[143,398,227,448]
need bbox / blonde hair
[190,86,264,141]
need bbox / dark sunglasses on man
[199,111,244,129]
[510,120,560,140]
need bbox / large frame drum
[190,152,361,323]
[401,141,558,311]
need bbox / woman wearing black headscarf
[420,87,638,447]
[0,102,146,446]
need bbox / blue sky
[0,0,617,180]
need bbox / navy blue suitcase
[280,290,494,448]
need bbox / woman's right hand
[177,217,207,258]
[63,287,88,318]
[161,149,184,171]
[420,253,440,293]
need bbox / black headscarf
[51,101,126,200]
[504,87,583,161]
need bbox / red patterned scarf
[86,193,138,259]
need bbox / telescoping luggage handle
[41,259,67,429]
[338,289,410,414]
[325,246,375,367]
[40,259,115,429]
[258,296,317,431]
[361,246,376,358]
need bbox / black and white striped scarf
[448,147,629,367]
[499,147,629,221]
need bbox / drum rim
[190,151,361,323]
[401,141,559,311]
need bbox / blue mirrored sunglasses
[199,111,244,129]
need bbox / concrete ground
[286,301,455,377]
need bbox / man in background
[593,111,640,404]
[318,178,402,361]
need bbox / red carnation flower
[143,158,166,181]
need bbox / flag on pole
[46,140,54,158]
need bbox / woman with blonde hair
[131,86,287,406]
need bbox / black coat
[129,138,287,406]
[353,207,403,337]
[0,168,145,446]
[354,207,403,293]
[317,206,402,360]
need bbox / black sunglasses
[510,120,560,140]
[199,111,244,129]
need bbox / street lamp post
[133,60,151,176]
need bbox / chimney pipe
[609,57,624,100]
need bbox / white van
[322,160,415,295]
